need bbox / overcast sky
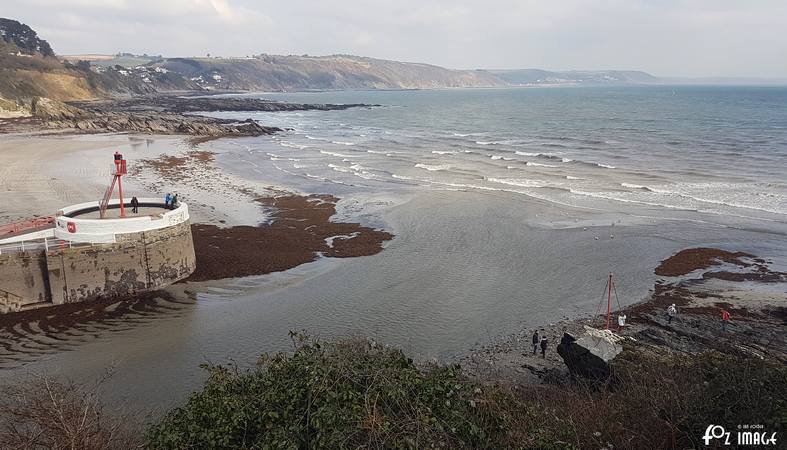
[4,0,787,77]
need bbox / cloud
[2,0,786,77]
[206,0,248,23]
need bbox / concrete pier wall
[0,220,195,313]
[0,250,50,313]
[47,221,196,305]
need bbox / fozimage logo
[702,424,778,446]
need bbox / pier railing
[0,217,55,238]
[0,238,93,255]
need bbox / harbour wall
[0,221,195,313]
[0,250,51,311]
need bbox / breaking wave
[279,141,310,149]
[320,150,359,158]
[486,177,548,188]
[415,163,451,172]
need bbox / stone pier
[0,199,196,313]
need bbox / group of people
[666,303,731,332]
[125,194,180,214]
[164,193,179,210]
[530,303,732,359]
[531,330,549,358]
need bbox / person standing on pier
[131,196,139,214]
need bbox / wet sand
[0,134,116,223]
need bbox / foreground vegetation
[1,333,784,449]
[147,334,785,449]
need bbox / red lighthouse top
[113,151,127,175]
[100,151,128,218]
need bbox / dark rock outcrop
[70,96,375,114]
[21,95,295,138]
[28,95,372,138]
[43,112,280,137]
[557,329,623,381]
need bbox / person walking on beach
[721,309,731,332]
[540,336,548,358]
[130,196,139,214]
[532,330,539,355]
[164,193,172,209]
[667,304,677,324]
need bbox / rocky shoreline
[69,95,377,114]
[0,94,374,140]
[462,247,787,385]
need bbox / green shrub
[147,334,514,449]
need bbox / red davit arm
[99,152,128,219]
[606,273,613,330]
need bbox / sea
[209,85,787,228]
[5,85,787,413]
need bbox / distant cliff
[0,16,666,104]
[489,69,659,85]
[149,54,506,91]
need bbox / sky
[4,0,787,78]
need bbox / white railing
[0,237,94,255]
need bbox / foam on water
[320,150,360,158]
[415,163,451,172]
[486,177,549,188]
[279,141,310,149]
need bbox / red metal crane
[99,152,128,219]
[594,272,623,330]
